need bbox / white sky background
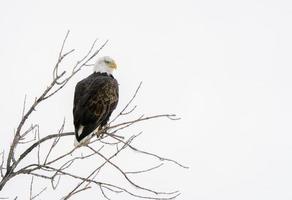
[1,0,292,199]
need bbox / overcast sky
[1,0,292,199]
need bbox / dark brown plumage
[73,72,119,144]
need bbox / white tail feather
[73,125,100,147]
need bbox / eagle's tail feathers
[74,125,100,147]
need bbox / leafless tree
[0,31,187,200]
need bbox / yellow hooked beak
[109,61,117,69]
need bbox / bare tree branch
[44,119,65,164]
[32,187,47,200]
[0,32,186,200]
[125,163,164,175]
[108,133,188,169]
[29,176,33,200]
[29,176,47,200]
[21,94,27,119]
[0,151,4,178]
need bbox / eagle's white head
[94,56,117,75]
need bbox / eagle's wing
[74,74,119,142]
[73,76,92,129]
[73,81,85,116]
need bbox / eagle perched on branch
[73,56,119,146]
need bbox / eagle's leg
[95,126,107,139]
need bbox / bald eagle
[73,56,119,146]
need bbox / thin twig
[64,186,91,199]
[31,187,47,200]
[110,82,142,124]
[0,151,4,178]
[21,94,27,119]
[100,184,111,200]
[109,114,180,131]
[29,176,33,200]
[125,163,164,174]
[36,127,40,165]
[108,133,188,169]
[44,119,65,164]
[87,145,174,196]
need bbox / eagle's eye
[104,60,110,64]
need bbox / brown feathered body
[73,72,119,143]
